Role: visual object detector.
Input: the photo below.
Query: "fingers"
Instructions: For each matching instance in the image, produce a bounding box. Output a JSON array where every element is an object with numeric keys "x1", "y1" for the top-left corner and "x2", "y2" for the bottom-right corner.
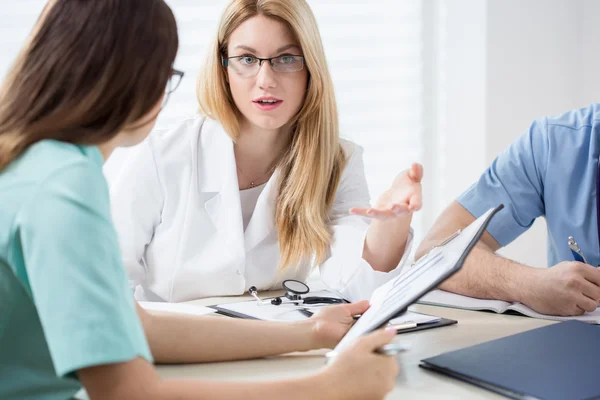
[
  {"x1": 573, "y1": 264, "x2": 600, "y2": 308},
  {"x1": 408, "y1": 163, "x2": 423, "y2": 182},
  {"x1": 356, "y1": 328, "x2": 397, "y2": 352},
  {"x1": 349, "y1": 208, "x2": 394, "y2": 219},
  {"x1": 408, "y1": 193, "x2": 422, "y2": 212},
  {"x1": 349, "y1": 205, "x2": 411, "y2": 219},
  {"x1": 391, "y1": 204, "x2": 411, "y2": 215},
  {"x1": 343, "y1": 300, "x2": 370, "y2": 316},
  {"x1": 385, "y1": 356, "x2": 400, "y2": 379},
  {"x1": 349, "y1": 207, "x2": 412, "y2": 218},
  {"x1": 573, "y1": 305, "x2": 588, "y2": 316},
  {"x1": 379, "y1": 357, "x2": 400, "y2": 393},
  {"x1": 579, "y1": 279, "x2": 600, "y2": 303},
  {"x1": 576, "y1": 295, "x2": 598, "y2": 313},
  {"x1": 581, "y1": 264, "x2": 600, "y2": 287}
]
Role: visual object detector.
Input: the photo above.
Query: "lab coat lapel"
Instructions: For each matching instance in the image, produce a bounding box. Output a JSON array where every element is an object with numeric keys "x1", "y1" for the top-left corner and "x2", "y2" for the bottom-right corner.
[{"x1": 196, "y1": 119, "x2": 243, "y2": 235}]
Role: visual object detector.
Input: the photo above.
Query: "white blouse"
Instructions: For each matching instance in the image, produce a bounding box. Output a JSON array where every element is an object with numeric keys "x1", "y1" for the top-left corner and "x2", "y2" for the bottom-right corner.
[{"x1": 239, "y1": 183, "x2": 266, "y2": 231}]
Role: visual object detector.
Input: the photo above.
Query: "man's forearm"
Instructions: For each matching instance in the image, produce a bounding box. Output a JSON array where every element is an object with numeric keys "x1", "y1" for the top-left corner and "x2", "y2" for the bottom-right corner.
[
  {"x1": 138, "y1": 307, "x2": 319, "y2": 364},
  {"x1": 437, "y1": 244, "x2": 536, "y2": 303},
  {"x1": 416, "y1": 201, "x2": 541, "y2": 304}
]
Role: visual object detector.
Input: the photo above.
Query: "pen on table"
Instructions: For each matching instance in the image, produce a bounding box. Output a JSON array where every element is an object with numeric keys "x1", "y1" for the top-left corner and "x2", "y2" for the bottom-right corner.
[
  {"x1": 375, "y1": 342, "x2": 410, "y2": 355},
  {"x1": 324, "y1": 323, "x2": 415, "y2": 361},
  {"x1": 388, "y1": 321, "x2": 418, "y2": 331},
  {"x1": 298, "y1": 308, "x2": 313, "y2": 318},
  {"x1": 325, "y1": 343, "x2": 409, "y2": 361},
  {"x1": 568, "y1": 236, "x2": 589, "y2": 264},
  {"x1": 298, "y1": 308, "x2": 362, "y2": 320}
]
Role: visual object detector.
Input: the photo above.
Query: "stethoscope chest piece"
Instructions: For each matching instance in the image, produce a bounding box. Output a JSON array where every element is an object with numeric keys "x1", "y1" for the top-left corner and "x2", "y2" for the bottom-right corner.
[{"x1": 282, "y1": 279, "x2": 309, "y2": 300}]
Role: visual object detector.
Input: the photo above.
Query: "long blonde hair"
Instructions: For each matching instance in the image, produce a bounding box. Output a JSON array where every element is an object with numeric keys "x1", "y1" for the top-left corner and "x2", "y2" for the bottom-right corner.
[{"x1": 198, "y1": 0, "x2": 346, "y2": 269}]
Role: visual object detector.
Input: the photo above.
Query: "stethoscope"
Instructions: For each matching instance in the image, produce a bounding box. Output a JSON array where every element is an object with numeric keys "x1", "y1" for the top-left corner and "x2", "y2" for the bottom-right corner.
[{"x1": 248, "y1": 279, "x2": 347, "y2": 308}]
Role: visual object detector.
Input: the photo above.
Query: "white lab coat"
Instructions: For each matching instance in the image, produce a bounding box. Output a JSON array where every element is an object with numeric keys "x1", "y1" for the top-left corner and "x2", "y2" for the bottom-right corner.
[{"x1": 109, "y1": 117, "x2": 412, "y2": 302}]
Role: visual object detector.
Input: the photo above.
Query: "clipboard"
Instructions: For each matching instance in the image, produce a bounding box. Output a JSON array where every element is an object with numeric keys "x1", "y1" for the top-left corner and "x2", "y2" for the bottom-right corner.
[
  {"x1": 210, "y1": 305, "x2": 262, "y2": 320},
  {"x1": 331, "y1": 204, "x2": 504, "y2": 354},
  {"x1": 211, "y1": 299, "x2": 458, "y2": 334}
]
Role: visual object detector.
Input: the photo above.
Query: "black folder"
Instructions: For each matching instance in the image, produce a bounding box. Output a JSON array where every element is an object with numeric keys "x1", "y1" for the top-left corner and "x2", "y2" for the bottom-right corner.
[{"x1": 420, "y1": 320, "x2": 600, "y2": 400}]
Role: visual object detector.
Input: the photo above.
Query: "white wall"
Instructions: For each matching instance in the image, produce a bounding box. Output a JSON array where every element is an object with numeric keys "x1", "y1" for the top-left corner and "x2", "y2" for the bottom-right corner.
[
  {"x1": 436, "y1": 0, "x2": 599, "y2": 267},
  {"x1": 430, "y1": 0, "x2": 487, "y2": 215},
  {"x1": 581, "y1": 0, "x2": 600, "y2": 106}
]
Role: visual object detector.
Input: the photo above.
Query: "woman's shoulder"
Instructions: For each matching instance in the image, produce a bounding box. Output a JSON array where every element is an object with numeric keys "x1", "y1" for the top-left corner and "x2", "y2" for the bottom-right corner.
[
  {"x1": 8, "y1": 141, "x2": 110, "y2": 217},
  {"x1": 148, "y1": 115, "x2": 205, "y2": 148},
  {"x1": 149, "y1": 115, "x2": 225, "y2": 145},
  {"x1": 12, "y1": 140, "x2": 104, "y2": 186},
  {"x1": 339, "y1": 138, "x2": 364, "y2": 162},
  {"x1": 145, "y1": 115, "x2": 225, "y2": 160}
]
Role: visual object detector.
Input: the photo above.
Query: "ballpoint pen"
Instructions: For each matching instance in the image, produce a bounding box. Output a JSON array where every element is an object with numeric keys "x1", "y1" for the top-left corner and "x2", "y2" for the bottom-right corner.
[
  {"x1": 325, "y1": 343, "x2": 409, "y2": 361},
  {"x1": 375, "y1": 343, "x2": 410, "y2": 356},
  {"x1": 298, "y1": 308, "x2": 361, "y2": 320},
  {"x1": 568, "y1": 236, "x2": 589, "y2": 264},
  {"x1": 298, "y1": 308, "x2": 313, "y2": 318}
]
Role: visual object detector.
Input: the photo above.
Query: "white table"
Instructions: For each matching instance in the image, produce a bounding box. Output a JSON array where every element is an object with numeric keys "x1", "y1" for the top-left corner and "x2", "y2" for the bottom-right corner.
[{"x1": 155, "y1": 292, "x2": 555, "y2": 399}]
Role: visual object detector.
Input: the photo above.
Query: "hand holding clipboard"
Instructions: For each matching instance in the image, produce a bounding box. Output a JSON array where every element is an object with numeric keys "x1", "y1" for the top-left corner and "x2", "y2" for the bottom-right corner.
[{"x1": 328, "y1": 205, "x2": 505, "y2": 358}]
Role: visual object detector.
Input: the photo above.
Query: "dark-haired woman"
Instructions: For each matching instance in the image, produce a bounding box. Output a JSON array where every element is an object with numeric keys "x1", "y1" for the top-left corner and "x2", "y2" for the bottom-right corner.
[{"x1": 0, "y1": 1, "x2": 398, "y2": 399}]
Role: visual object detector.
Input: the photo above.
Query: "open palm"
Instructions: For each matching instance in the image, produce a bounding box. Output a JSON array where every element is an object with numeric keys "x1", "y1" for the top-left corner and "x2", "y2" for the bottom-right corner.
[{"x1": 350, "y1": 163, "x2": 423, "y2": 219}]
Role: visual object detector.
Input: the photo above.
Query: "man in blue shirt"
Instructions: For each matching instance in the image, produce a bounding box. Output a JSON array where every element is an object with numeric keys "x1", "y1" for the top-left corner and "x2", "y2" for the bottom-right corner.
[{"x1": 417, "y1": 104, "x2": 600, "y2": 316}]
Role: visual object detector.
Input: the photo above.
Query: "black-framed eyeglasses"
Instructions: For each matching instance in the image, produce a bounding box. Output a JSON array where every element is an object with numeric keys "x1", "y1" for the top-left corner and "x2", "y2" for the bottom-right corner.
[
  {"x1": 222, "y1": 55, "x2": 305, "y2": 78},
  {"x1": 161, "y1": 68, "x2": 185, "y2": 109}
]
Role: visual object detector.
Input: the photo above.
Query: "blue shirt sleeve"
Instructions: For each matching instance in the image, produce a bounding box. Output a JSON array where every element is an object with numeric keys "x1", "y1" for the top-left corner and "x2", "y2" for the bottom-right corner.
[
  {"x1": 15, "y1": 161, "x2": 152, "y2": 377},
  {"x1": 457, "y1": 118, "x2": 549, "y2": 246}
]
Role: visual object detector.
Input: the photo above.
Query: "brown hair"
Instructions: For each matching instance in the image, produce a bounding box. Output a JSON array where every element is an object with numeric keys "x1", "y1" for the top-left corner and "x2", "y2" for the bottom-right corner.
[{"x1": 0, "y1": 0, "x2": 179, "y2": 170}]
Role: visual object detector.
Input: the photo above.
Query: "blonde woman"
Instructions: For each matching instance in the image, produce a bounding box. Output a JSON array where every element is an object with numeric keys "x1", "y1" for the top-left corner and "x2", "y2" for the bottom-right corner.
[{"x1": 110, "y1": 0, "x2": 423, "y2": 303}]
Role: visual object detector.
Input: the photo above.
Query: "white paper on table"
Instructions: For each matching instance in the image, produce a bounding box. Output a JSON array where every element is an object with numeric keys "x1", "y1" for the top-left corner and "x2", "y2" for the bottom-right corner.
[{"x1": 138, "y1": 301, "x2": 217, "y2": 316}]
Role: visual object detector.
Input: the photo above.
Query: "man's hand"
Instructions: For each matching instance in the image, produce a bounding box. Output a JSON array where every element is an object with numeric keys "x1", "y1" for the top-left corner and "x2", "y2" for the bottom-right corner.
[{"x1": 523, "y1": 262, "x2": 600, "y2": 316}]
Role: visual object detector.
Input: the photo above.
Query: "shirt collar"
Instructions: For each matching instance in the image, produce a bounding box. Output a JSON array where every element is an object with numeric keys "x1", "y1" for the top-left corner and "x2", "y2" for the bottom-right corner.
[{"x1": 81, "y1": 145, "x2": 104, "y2": 168}]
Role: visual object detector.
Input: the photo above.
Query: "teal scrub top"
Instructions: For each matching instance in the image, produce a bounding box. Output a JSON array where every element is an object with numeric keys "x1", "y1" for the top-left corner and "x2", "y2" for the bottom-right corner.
[{"x1": 0, "y1": 140, "x2": 152, "y2": 400}]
